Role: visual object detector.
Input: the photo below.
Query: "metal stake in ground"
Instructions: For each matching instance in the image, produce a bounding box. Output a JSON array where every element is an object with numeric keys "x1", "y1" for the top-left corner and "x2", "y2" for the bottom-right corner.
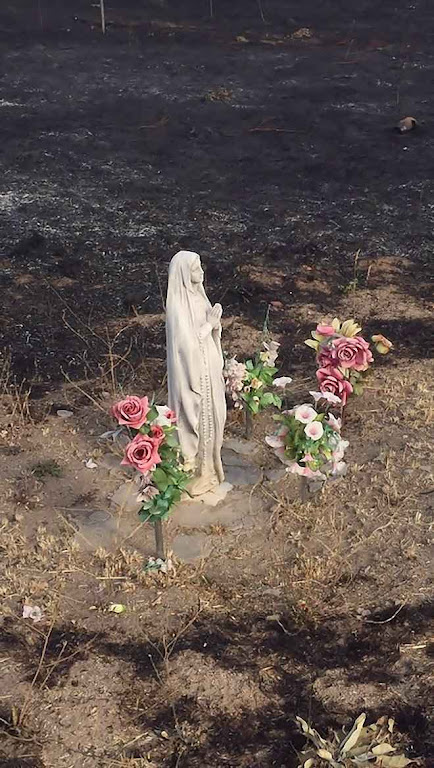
[
  {"x1": 100, "y1": 0, "x2": 106, "y2": 34},
  {"x1": 299, "y1": 476, "x2": 308, "y2": 503},
  {"x1": 244, "y1": 407, "x2": 253, "y2": 439},
  {"x1": 154, "y1": 519, "x2": 166, "y2": 560}
]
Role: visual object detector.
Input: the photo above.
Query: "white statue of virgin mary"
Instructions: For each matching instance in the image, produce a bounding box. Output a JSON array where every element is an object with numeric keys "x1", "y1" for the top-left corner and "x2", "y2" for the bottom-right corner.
[{"x1": 166, "y1": 250, "x2": 226, "y2": 496}]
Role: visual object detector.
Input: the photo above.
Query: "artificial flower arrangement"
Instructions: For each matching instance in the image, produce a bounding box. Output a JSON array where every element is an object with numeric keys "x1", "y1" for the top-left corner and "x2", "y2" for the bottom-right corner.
[
  {"x1": 111, "y1": 395, "x2": 190, "y2": 561},
  {"x1": 305, "y1": 318, "x2": 393, "y2": 404},
  {"x1": 224, "y1": 340, "x2": 292, "y2": 436},
  {"x1": 266, "y1": 392, "x2": 349, "y2": 481}
]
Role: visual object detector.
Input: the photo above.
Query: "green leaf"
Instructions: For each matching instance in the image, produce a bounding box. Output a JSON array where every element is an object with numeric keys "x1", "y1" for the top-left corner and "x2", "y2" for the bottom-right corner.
[
  {"x1": 152, "y1": 467, "x2": 169, "y2": 492},
  {"x1": 260, "y1": 392, "x2": 275, "y2": 407},
  {"x1": 155, "y1": 496, "x2": 169, "y2": 511},
  {"x1": 248, "y1": 367, "x2": 261, "y2": 379},
  {"x1": 245, "y1": 359, "x2": 254, "y2": 370},
  {"x1": 108, "y1": 603, "x2": 126, "y2": 614},
  {"x1": 147, "y1": 405, "x2": 158, "y2": 423},
  {"x1": 164, "y1": 432, "x2": 179, "y2": 448},
  {"x1": 147, "y1": 508, "x2": 170, "y2": 522}
]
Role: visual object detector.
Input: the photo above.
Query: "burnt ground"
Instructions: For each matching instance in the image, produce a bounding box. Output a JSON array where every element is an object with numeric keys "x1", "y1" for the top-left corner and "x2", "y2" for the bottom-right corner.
[
  {"x1": 0, "y1": 2, "x2": 433, "y2": 767},
  {"x1": 0, "y1": 0, "x2": 433, "y2": 388}
]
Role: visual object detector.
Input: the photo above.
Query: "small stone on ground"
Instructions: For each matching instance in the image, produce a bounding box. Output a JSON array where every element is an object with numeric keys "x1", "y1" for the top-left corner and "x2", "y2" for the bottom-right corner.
[
  {"x1": 71, "y1": 509, "x2": 118, "y2": 550},
  {"x1": 222, "y1": 450, "x2": 262, "y2": 486},
  {"x1": 224, "y1": 438, "x2": 258, "y2": 455},
  {"x1": 265, "y1": 467, "x2": 287, "y2": 482},
  {"x1": 111, "y1": 478, "x2": 142, "y2": 513},
  {"x1": 56, "y1": 409, "x2": 73, "y2": 418},
  {"x1": 172, "y1": 532, "x2": 209, "y2": 562},
  {"x1": 101, "y1": 452, "x2": 127, "y2": 473}
]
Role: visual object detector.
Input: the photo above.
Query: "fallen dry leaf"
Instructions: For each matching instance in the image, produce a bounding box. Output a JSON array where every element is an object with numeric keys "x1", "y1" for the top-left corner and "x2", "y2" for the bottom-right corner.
[{"x1": 397, "y1": 116, "x2": 417, "y2": 133}]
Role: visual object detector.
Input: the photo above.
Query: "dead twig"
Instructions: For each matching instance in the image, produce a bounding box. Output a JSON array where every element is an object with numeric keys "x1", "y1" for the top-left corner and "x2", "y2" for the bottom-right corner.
[
  {"x1": 138, "y1": 116, "x2": 168, "y2": 130},
  {"x1": 45, "y1": 280, "x2": 110, "y2": 349},
  {"x1": 154, "y1": 260, "x2": 166, "y2": 311},
  {"x1": 60, "y1": 369, "x2": 107, "y2": 412},
  {"x1": 166, "y1": 599, "x2": 206, "y2": 657},
  {"x1": 365, "y1": 602, "x2": 406, "y2": 624},
  {"x1": 256, "y1": 0, "x2": 266, "y2": 24},
  {"x1": 249, "y1": 120, "x2": 298, "y2": 133},
  {"x1": 56, "y1": 511, "x2": 96, "y2": 549},
  {"x1": 40, "y1": 637, "x2": 97, "y2": 689},
  {"x1": 19, "y1": 612, "x2": 57, "y2": 725}
]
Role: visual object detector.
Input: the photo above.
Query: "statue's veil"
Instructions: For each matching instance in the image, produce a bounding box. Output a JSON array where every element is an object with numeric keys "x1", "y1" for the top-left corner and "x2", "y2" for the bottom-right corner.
[{"x1": 166, "y1": 251, "x2": 210, "y2": 462}]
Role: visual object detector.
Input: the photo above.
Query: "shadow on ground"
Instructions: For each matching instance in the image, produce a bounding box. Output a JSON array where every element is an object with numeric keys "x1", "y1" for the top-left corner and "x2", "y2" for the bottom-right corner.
[{"x1": 1, "y1": 599, "x2": 432, "y2": 766}]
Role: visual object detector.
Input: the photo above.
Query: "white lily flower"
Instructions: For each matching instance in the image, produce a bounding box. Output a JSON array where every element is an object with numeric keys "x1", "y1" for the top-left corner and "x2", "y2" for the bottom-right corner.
[
  {"x1": 294, "y1": 404, "x2": 317, "y2": 424},
  {"x1": 309, "y1": 390, "x2": 342, "y2": 405},
  {"x1": 154, "y1": 405, "x2": 172, "y2": 426},
  {"x1": 273, "y1": 376, "x2": 293, "y2": 388},
  {"x1": 265, "y1": 434, "x2": 285, "y2": 449}
]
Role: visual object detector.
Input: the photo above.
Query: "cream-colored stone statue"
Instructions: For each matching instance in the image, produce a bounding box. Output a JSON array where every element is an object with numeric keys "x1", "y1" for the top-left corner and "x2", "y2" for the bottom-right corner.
[{"x1": 166, "y1": 250, "x2": 226, "y2": 496}]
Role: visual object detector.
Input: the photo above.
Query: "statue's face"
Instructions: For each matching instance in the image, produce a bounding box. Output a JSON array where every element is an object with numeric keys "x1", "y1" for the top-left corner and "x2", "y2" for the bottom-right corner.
[{"x1": 190, "y1": 260, "x2": 204, "y2": 284}]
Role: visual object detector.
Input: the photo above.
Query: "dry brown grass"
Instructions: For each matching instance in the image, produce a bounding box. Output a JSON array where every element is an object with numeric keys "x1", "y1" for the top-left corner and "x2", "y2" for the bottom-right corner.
[
  {"x1": 0, "y1": 340, "x2": 432, "y2": 766},
  {"x1": 0, "y1": 519, "x2": 78, "y2": 610},
  {"x1": 0, "y1": 353, "x2": 33, "y2": 425}
]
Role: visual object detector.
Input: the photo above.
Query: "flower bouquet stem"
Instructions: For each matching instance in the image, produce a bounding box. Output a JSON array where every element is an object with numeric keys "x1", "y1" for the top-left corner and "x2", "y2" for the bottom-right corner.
[
  {"x1": 154, "y1": 519, "x2": 166, "y2": 560},
  {"x1": 299, "y1": 476, "x2": 309, "y2": 503},
  {"x1": 244, "y1": 407, "x2": 253, "y2": 439}
]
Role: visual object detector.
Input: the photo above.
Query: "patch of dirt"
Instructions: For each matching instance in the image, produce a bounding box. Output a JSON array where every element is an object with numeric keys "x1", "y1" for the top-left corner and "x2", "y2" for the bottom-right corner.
[
  {"x1": 166, "y1": 649, "x2": 271, "y2": 716},
  {"x1": 35, "y1": 656, "x2": 140, "y2": 768}
]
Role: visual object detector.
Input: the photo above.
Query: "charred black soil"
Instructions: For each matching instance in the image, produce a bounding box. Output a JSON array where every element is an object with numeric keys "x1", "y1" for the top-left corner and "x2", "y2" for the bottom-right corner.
[{"x1": 1, "y1": 0, "x2": 433, "y2": 388}]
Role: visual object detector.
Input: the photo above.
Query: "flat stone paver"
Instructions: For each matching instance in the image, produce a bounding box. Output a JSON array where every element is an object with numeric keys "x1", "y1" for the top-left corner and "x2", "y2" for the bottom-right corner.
[{"x1": 172, "y1": 532, "x2": 210, "y2": 562}]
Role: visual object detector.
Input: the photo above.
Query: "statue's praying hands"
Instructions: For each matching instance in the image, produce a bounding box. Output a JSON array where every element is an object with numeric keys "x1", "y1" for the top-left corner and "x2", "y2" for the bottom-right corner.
[{"x1": 207, "y1": 303, "x2": 222, "y2": 329}]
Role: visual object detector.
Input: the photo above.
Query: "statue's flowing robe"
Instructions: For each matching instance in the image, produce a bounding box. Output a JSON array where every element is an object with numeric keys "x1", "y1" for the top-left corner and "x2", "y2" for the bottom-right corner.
[{"x1": 166, "y1": 251, "x2": 225, "y2": 492}]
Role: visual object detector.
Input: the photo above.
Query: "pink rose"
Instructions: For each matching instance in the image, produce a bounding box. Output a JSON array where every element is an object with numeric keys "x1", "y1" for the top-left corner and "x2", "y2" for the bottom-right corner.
[
  {"x1": 150, "y1": 424, "x2": 165, "y2": 446},
  {"x1": 317, "y1": 343, "x2": 338, "y2": 368},
  {"x1": 316, "y1": 324, "x2": 336, "y2": 337},
  {"x1": 112, "y1": 396, "x2": 149, "y2": 430},
  {"x1": 332, "y1": 336, "x2": 373, "y2": 372},
  {"x1": 121, "y1": 433, "x2": 161, "y2": 474},
  {"x1": 316, "y1": 367, "x2": 353, "y2": 406}
]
